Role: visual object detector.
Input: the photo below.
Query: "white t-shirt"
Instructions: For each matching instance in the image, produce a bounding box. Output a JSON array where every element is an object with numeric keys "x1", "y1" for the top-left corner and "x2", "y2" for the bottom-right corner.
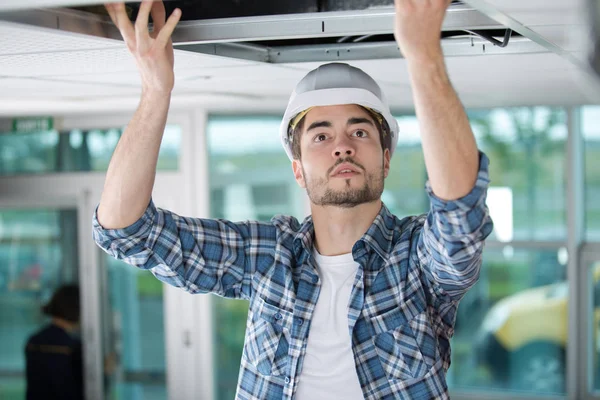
[{"x1": 295, "y1": 250, "x2": 364, "y2": 400}]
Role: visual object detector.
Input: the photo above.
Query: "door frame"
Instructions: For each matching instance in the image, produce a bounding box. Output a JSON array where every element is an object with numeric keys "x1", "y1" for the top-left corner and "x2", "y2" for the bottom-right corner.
[{"x1": 0, "y1": 192, "x2": 103, "y2": 400}]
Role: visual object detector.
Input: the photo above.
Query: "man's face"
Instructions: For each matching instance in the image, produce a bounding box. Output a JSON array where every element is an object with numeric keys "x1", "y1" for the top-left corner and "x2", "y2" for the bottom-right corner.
[{"x1": 292, "y1": 104, "x2": 390, "y2": 208}]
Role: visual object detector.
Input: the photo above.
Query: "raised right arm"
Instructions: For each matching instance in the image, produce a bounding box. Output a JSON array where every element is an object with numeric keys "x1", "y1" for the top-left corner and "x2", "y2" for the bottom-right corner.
[{"x1": 97, "y1": 1, "x2": 181, "y2": 229}]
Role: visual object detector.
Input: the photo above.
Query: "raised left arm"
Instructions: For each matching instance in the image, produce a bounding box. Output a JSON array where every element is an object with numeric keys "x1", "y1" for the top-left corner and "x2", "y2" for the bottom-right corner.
[{"x1": 394, "y1": 0, "x2": 479, "y2": 200}]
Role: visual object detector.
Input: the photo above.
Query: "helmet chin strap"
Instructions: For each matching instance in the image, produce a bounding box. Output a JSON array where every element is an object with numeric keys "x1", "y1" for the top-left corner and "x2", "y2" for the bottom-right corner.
[{"x1": 289, "y1": 107, "x2": 313, "y2": 132}]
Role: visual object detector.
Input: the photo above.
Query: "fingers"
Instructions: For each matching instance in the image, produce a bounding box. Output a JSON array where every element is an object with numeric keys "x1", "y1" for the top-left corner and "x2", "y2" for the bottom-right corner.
[
  {"x1": 104, "y1": 3, "x2": 117, "y2": 25},
  {"x1": 156, "y1": 8, "x2": 181, "y2": 48},
  {"x1": 106, "y1": 2, "x2": 135, "y2": 45},
  {"x1": 135, "y1": 0, "x2": 153, "y2": 45},
  {"x1": 150, "y1": 1, "x2": 167, "y2": 35}
]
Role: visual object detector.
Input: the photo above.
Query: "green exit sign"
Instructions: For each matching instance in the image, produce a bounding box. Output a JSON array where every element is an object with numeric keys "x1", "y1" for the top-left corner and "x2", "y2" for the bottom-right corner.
[{"x1": 12, "y1": 117, "x2": 53, "y2": 133}]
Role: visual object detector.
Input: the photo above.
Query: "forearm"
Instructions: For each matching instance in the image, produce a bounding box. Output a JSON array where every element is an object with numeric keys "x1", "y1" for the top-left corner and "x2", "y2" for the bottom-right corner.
[
  {"x1": 407, "y1": 54, "x2": 478, "y2": 200},
  {"x1": 97, "y1": 92, "x2": 170, "y2": 229},
  {"x1": 417, "y1": 152, "x2": 494, "y2": 301},
  {"x1": 407, "y1": 53, "x2": 479, "y2": 201}
]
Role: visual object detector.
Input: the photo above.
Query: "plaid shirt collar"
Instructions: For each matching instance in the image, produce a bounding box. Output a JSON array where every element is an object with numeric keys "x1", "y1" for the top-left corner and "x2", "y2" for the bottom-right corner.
[{"x1": 292, "y1": 202, "x2": 395, "y2": 265}]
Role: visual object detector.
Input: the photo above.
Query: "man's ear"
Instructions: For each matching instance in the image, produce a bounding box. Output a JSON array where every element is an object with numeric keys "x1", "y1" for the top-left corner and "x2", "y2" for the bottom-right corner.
[
  {"x1": 383, "y1": 148, "x2": 391, "y2": 178},
  {"x1": 292, "y1": 159, "x2": 306, "y2": 188}
]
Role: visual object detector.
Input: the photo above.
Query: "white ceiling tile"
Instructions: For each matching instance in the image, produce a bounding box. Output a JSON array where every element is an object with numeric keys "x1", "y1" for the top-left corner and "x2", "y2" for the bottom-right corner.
[
  {"x1": 466, "y1": 0, "x2": 583, "y2": 26},
  {"x1": 42, "y1": 71, "x2": 142, "y2": 86},
  {"x1": 526, "y1": 25, "x2": 583, "y2": 52},
  {"x1": 0, "y1": 21, "x2": 121, "y2": 55},
  {"x1": 0, "y1": 46, "x2": 256, "y2": 78},
  {"x1": 0, "y1": 77, "x2": 141, "y2": 98},
  {"x1": 0, "y1": 47, "x2": 138, "y2": 77}
]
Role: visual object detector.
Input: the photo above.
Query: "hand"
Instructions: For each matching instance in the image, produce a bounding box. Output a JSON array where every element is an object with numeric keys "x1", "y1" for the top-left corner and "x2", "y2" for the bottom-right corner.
[
  {"x1": 393, "y1": 0, "x2": 451, "y2": 62},
  {"x1": 105, "y1": 0, "x2": 181, "y2": 95}
]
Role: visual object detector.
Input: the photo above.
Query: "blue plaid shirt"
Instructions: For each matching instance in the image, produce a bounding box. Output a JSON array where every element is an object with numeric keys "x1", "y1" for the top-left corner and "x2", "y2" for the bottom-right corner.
[{"x1": 93, "y1": 152, "x2": 493, "y2": 400}]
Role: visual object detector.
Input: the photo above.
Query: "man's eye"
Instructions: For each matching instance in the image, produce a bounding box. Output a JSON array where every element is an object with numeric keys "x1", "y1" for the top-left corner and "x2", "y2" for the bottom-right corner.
[
  {"x1": 353, "y1": 130, "x2": 368, "y2": 138},
  {"x1": 314, "y1": 134, "x2": 327, "y2": 142}
]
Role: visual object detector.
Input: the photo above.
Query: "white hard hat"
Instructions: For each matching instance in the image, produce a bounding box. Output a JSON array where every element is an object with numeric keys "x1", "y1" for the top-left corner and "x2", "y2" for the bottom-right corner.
[{"x1": 280, "y1": 62, "x2": 399, "y2": 161}]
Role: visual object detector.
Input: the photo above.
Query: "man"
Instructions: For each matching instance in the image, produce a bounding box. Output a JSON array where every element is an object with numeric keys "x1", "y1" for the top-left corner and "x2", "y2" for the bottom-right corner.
[{"x1": 94, "y1": 0, "x2": 493, "y2": 399}]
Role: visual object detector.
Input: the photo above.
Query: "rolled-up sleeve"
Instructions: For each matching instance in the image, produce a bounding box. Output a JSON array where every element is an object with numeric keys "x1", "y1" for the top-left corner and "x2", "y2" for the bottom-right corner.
[
  {"x1": 416, "y1": 151, "x2": 494, "y2": 303},
  {"x1": 92, "y1": 200, "x2": 276, "y2": 300}
]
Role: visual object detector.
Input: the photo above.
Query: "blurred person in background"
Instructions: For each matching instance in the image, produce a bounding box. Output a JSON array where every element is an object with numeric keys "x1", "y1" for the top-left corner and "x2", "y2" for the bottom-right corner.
[{"x1": 24, "y1": 284, "x2": 83, "y2": 400}]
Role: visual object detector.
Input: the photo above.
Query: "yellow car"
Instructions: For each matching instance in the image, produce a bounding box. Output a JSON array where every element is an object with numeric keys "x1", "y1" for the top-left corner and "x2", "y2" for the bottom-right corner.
[{"x1": 475, "y1": 268, "x2": 600, "y2": 394}]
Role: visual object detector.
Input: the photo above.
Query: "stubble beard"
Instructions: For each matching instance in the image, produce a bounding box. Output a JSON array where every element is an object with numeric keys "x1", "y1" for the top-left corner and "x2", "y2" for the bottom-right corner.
[{"x1": 303, "y1": 160, "x2": 385, "y2": 208}]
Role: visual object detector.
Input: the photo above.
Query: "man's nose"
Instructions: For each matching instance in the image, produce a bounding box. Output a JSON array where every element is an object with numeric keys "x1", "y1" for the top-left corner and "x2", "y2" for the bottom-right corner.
[{"x1": 332, "y1": 137, "x2": 355, "y2": 158}]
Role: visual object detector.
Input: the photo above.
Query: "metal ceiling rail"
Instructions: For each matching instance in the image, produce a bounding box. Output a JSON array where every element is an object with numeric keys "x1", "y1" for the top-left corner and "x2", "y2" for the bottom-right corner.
[
  {"x1": 461, "y1": 0, "x2": 585, "y2": 66},
  {"x1": 176, "y1": 37, "x2": 547, "y2": 64},
  {"x1": 0, "y1": 4, "x2": 504, "y2": 45},
  {"x1": 170, "y1": 4, "x2": 502, "y2": 44}
]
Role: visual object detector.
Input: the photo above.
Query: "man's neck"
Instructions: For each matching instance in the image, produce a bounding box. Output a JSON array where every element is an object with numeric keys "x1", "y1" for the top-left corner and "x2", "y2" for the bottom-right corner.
[{"x1": 310, "y1": 200, "x2": 382, "y2": 256}]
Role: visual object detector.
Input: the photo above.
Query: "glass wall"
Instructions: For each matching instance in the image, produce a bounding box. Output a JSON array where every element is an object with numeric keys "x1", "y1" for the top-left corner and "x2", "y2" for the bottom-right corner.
[
  {"x1": 0, "y1": 124, "x2": 181, "y2": 175},
  {"x1": 589, "y1": 260, "x2": 600, "y2": 394},
  {"x1": 585, "y1": 106, "x2": 600, "y2": 395},
  {"x1": 384, "y1": 115, "x2": 428, "y2": 217},
  {"x1": 0, "y1": 118, "x2": 181, "y2": 399},
  {"x1": 103, "y1": 257, "x2": 167, "y2": 400},
  {"x1": 0, "y1": 208, "x2": 79, "y2": 399},
  {"x1": 206, "y1": 115, "x2": 306, "y2": 400},
  {"x1": 470, "y1": 107, "x2": 567, "y2": 242},
  {"x1": 386, "y1": 108, "x2": 569, "y2": 395},
  {"x1": 583, "y1": 106, "x2": 600, "y2": 241},
  {"x1": 453, "y1": 247, "x2": 568, "y2": 395}
]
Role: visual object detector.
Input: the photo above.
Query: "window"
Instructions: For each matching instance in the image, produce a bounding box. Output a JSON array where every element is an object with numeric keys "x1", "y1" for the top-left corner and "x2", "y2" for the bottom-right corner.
[
  {"x1": 383, "y1": 116, "x2": 428, "y2": 217},
  {"x1": 384, "y1": 108, "x2": 569, "y2": 396},
  {"x1": 590, "y1": 260, "x2": 600, "y2": 393},
  {"x1": 0, "y1": 124, "x2": 181, "y2": 175},
  {"x1": 387, "y1": 108, "x2": 568, "y2": 242},
  {"x1": 583, "y1": 106, "x2": 600, "y2": 241},
  {"x1": 450, "y1": 247, "x2": 568, "y2": 395},
  {"x1": 104, "y1": 257, "x2": 167, "y2": 400},
  {"x1": 471, "y1": 108, "x2": 567, "y2": 241},
  {"x1": 206, "y1": 115, "x2": 306, "y2": 400}
]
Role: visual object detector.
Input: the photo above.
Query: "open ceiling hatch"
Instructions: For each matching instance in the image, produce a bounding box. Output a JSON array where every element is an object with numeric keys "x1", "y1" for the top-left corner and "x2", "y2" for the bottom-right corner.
[{"x1": 0, "y1": 0, "x2": 539, "y2": 63}]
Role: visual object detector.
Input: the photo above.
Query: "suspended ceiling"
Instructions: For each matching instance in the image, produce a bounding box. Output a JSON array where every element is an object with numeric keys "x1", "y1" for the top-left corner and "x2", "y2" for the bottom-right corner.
[{"x1": 0, "y1": 0, "x2": 598, "y2": 115}]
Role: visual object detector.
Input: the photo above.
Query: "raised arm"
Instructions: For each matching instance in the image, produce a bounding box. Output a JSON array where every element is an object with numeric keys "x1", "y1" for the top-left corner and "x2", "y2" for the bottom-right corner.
[
  {"x1": 97, "y1": 1, "x2": 181, "y2": 229},
  {"x1": 394, "y1": 1, "x2": 493, "y2": 305},
  {"x1": 394, "y1": 0, "x2": 479, "y2": 200}
]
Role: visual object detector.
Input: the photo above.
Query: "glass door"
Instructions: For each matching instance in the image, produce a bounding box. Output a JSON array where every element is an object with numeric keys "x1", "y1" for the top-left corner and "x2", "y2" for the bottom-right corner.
[{"x1": 0, "y1": 206, "x2": 79, "y2": 399}]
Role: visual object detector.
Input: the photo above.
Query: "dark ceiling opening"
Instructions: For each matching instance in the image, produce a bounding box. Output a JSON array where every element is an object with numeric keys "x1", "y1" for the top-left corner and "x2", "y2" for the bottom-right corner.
[{"x1": 73, "y1": 0, "x2": 464, "y2": 21}]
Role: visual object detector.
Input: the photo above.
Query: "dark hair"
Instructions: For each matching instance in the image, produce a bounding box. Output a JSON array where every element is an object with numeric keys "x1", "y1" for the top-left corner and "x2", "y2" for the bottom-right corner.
[
  {"x1": 290, "y1": 106, "x2": 392, "y2": 160},
  {"x1": 42, "y1": 284, "x2": 80, "y2": 323}
]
